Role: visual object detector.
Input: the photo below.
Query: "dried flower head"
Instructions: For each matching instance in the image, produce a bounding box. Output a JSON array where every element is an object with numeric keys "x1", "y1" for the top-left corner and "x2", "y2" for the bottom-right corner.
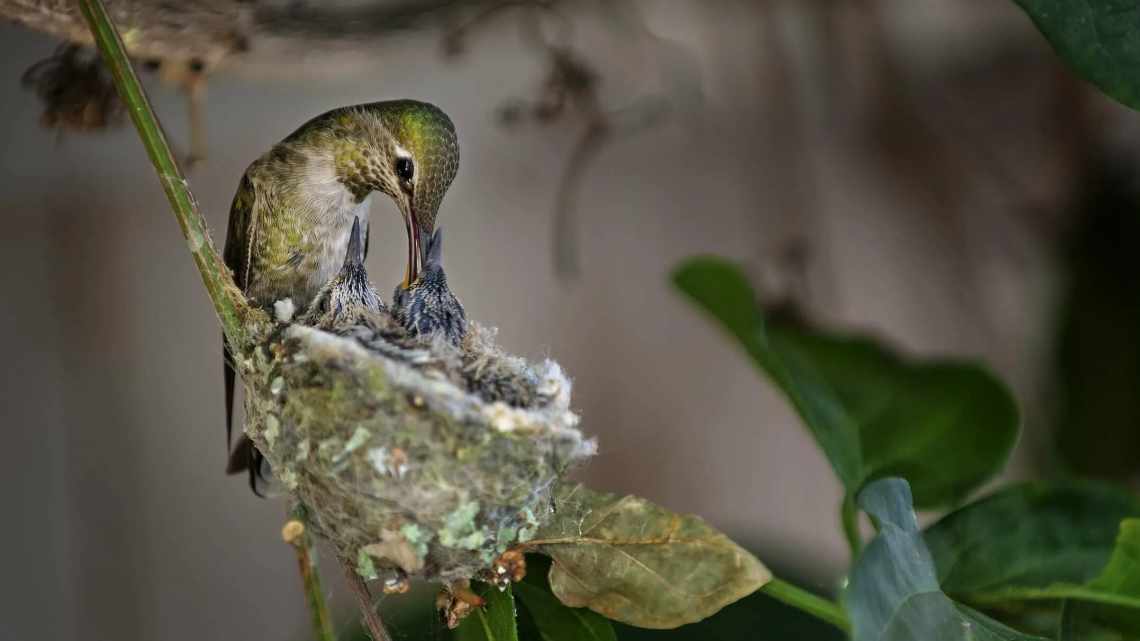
[{"x1": 22, "y1": 45, "x2": 124, "y2": 132}]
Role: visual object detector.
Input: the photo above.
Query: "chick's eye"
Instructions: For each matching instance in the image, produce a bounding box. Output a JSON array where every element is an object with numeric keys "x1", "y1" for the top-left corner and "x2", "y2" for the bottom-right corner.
[{"x1": 395, "y1": 157, "x2": 414, "y2": 182}]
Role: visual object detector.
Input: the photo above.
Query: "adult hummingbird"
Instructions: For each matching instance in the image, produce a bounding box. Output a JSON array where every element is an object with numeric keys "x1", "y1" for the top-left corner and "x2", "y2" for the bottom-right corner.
[{"x1": 223, "y1": 100, "x2": 459, "y2": 487}]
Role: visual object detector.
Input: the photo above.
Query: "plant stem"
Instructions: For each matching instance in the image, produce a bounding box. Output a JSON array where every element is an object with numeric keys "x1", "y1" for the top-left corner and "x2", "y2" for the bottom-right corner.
[
  {"x1": 760, "y1": 578, "x2": 851, "y2": 634},
  {"x1": 342, "y1": 558, "x2": 393, "y2": 641},
  {"x1": 842, "y1": 493, "x2": 863, "y2": 559},
  {"x1": 77, "y1": 0, "x2": 249, "y2": 345},
  {"x1": 283, "y1": 521, "x2": 336, "y2": 641},
  {"x1": 77, "y1": 0, "x2": 324, "y2": 636}
]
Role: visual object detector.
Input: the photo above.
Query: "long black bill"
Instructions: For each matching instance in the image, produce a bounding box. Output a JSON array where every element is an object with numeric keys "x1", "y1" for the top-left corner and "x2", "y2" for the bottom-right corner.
[
  {"x1": 403, "y1": 215, "x2": 418, "y2": 288},
  {"x1": 403, "y1": 213, "x2": 434, "y2": 288}
]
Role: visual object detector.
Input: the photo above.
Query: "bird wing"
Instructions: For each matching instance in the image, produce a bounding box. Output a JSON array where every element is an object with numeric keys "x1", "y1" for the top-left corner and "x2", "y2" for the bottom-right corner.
[
  {"x1": 222, "y1": 173, "x2": 258, "y2": 468},
  {"x1": 223, "y1": 173, "x2": 258, "y2": 292}
]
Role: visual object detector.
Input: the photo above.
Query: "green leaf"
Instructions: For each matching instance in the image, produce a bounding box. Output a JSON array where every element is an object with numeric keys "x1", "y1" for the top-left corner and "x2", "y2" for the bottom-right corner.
[
  {"x1": 454, "y1": 584, "x2": 519, "y2": 641},
  {"x1": 923, "y1": 481, "x2": 1140, "y2": 637},
  {"x1": 1013, "y1": 0, "x2": 1140, "y2": 111},
  {"x1": 514, "y1": 578, "x2": 617, "y2": 641},
  {"x1": 846, "y1": 478, "x2": 1047, "y2": 641},
  {"x1": 530, "y1": 483, "x2": 771, "y2": 629},
  {"x1": 924, "y1": 481, "x2": 1140, "y2": 596},
  {"x1": 956, "y1": 520, "x2": 1140, "y2": 636},
  {"x1": 672, "y1": 257, "x2": 1018, "y2": 509},
  {"x1": 1079, "y1": 521, "x2": 1140, "y2": 635}
]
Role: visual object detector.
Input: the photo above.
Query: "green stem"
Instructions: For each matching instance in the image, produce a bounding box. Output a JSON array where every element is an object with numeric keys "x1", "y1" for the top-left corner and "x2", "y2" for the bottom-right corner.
[
  {"x1": 77, "y1": 0, "x2": 249, "y2": 345},
  {"x1": 760, "y1": 578, "x2": 851, "y2": 634},
  {"x1": 284, "y1": 521, "x2": 337, "y2": 641},
  {"x1": 842, "y1": 493, "x2": 863, "y2": 560}
]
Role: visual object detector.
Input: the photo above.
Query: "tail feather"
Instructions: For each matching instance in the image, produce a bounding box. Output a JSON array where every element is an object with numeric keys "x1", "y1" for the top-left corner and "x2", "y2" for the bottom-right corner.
[
  {"x1": 224, "y1": 340, "x2": 236, "y2": 460},
  {"x1": 227, "y1": 435, "x2": 267, "y2": 496},
  {"x1": 224, "y1": 335, "x2": 268, "y2": 495}
]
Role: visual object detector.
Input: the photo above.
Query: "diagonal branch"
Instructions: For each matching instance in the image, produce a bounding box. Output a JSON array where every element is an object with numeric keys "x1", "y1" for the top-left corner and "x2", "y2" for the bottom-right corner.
[
  {"x1": 283, "y1": 520, "x2": 337, "y2": 641},
  {"x1": 76, "y1": 0, "x2": 252, "y2": 345}
]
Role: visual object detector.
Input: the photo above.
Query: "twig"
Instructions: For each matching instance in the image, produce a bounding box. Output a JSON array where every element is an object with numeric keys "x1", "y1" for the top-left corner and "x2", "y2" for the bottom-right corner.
[
  {"x1": 5, "y1": 0, "x2": 512, "y2": 64},
  {"x1": 283, "y1": 520, "x2": 337, "y2": 641},
  {"x1": 759, "y1": 578, "x2": 851, "y2": 634},
  {"x1": 76, "y1": 0, "x2": 249, "y2": 345},
  {"x1": 185, "y1": 75, "x2": 207, "y2": 168},
  {"x1": 841, "y1": 493, "x2": 863, "y2": 560},
  {"x1": 342, "y1": 558, "x2": 393, "y2": 641},
  {"x1": 552, "y1": 120, "x2": 608, "y2": 279}
]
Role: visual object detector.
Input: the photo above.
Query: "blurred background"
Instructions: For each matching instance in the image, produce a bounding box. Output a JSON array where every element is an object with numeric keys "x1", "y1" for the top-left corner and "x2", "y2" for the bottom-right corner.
[{"x1": 2, "y1": 1, "x2": 1138, "y2": 639}]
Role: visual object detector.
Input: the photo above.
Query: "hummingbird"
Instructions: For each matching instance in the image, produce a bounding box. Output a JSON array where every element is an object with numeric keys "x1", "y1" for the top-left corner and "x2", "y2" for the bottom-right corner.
[
  {"x1": 223, "y1": 100, "x2": 459, "y2": 489},
  {"x1": 392, "y1": 227, "x2": 467, "y2": 346}
]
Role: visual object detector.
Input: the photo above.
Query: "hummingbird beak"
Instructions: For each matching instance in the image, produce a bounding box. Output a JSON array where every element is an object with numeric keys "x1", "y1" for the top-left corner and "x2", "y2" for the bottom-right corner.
[
  {"x1": 402, "y1": 213, "x2": 418, "y2": 289},
  {"x1": 402, "y1": 204, "x2": 433, "y2": 289}
]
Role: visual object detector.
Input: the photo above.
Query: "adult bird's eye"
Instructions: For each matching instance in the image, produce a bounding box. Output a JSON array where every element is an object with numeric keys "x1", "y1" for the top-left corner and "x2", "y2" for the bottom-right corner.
[{"x1": 396, "y1": 157, "x2": 414, "y2": 182}]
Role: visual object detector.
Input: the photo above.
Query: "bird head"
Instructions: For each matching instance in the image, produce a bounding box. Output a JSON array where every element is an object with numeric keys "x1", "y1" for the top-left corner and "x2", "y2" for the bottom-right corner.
[
  {"x1": 300, "y1": 100, "x2": 458, "y2": 290},
  {"x1": 379, "y1": 101, "x2": 458, "y2": 290}
]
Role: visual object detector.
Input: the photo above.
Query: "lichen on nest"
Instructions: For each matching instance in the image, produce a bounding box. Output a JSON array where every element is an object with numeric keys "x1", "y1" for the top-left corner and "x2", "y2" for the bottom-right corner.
[{"x1": 237, "y1": 303, "x2": 595, "y2": 586}]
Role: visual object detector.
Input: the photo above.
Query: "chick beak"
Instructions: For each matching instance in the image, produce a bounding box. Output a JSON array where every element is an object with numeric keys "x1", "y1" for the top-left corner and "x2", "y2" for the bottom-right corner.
[
  {"x1": 346, "y1": 216, "x2": 365, "y2": 268},
  {"x1": 417, "y1": 226, "x2": 433, "y2": 272}
]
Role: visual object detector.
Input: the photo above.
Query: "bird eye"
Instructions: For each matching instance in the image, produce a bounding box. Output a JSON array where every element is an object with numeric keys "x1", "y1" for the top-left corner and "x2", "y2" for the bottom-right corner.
[{"x1": 396, "y1": 157, "x2": 414, "y2": 182}]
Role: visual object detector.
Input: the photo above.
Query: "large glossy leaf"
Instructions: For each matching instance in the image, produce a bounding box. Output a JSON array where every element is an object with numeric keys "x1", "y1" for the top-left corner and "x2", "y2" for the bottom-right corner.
[
  {"x1": 924, "y1": 481, "x2": 1140, "y2": 596},
  {"x1": 529, "y1": 483, "x2": 770, "y2": 629},
  {"x1": 924, "y1": 481, "x2": 1140, "y2": 638},
  {"x1": 1079, "y1": 521, "x2": 1140, "y2": 635},
  {"x1": 673, "y1": 258, "x2": 1018, "y2": 509},
  {"x1": 1048, "y1": 523, "x2": 1140, "y2": 639},
  {"x1": 1013, "y1": 0, "x2": 1140, "y2": 111},
  {"x1": 945, "y1": 517, "x2": 1140, "y2": 637},
  {"x1": 846, "y1": 478, "x2": 1047, "y2": 641},
  {"x1": 513, "y1": 558, "x2": 617, "y2": 641},
  {"x1": 454, "y1": 584, "x2": 519, "y2": 641}
]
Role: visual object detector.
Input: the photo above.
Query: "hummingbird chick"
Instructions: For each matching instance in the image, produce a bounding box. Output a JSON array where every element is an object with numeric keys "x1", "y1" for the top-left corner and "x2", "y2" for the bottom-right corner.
[
  {"x1": 393, "y1": 228, "x2": 467, "y2": 346},
  {"x1": 303, "y1": 217, "x2": 384, "y2": 329},
  {"x1": 224, "y1": 100, "x2": 459, "y2": 489}
]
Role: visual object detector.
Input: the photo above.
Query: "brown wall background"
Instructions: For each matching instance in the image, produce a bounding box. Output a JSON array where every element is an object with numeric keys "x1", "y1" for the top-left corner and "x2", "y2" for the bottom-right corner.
[{"x1": 0, "y1": 2, "x2": 1094, "y2": 639}]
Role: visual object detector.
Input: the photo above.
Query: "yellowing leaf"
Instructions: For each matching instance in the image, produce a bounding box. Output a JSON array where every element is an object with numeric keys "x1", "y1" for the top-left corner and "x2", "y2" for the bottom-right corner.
[{"x1": 529, "y1": 484, "x2": 770, "y2": 629}]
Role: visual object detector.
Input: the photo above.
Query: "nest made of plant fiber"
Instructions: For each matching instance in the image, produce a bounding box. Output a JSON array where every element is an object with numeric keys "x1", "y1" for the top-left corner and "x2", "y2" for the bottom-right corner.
[{"x1": 238, "y1": 309, "x2": 596, "y2": 584}]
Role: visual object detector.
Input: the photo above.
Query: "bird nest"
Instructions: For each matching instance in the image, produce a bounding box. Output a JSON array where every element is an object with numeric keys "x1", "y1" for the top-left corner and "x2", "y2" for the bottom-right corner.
[{"x1": 235, "y1": 309, "x2": 596, "y2": 585}]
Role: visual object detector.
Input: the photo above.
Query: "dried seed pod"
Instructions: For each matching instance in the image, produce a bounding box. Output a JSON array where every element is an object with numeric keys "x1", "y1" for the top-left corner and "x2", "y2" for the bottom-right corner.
[{"x1": 21, "y1": 44, "x2": 123, "y2": 132}]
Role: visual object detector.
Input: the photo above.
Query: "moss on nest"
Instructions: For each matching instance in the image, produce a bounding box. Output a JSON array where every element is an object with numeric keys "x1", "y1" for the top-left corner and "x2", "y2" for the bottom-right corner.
[{"x1": 237, "y1": 314, "x2": 595, "y2": 584}]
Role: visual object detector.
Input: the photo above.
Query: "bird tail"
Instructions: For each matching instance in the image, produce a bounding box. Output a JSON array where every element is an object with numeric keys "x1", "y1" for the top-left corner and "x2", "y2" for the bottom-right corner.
[
  {"x1": 224, "y1": 338, "x2": 267, "y2": 496},
  {"x1": 227, "y1": 435, "x2": 268, "y2": 497},
  {"x1": 224, "y1": 338, "x2": 236, "y2": 458}
]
